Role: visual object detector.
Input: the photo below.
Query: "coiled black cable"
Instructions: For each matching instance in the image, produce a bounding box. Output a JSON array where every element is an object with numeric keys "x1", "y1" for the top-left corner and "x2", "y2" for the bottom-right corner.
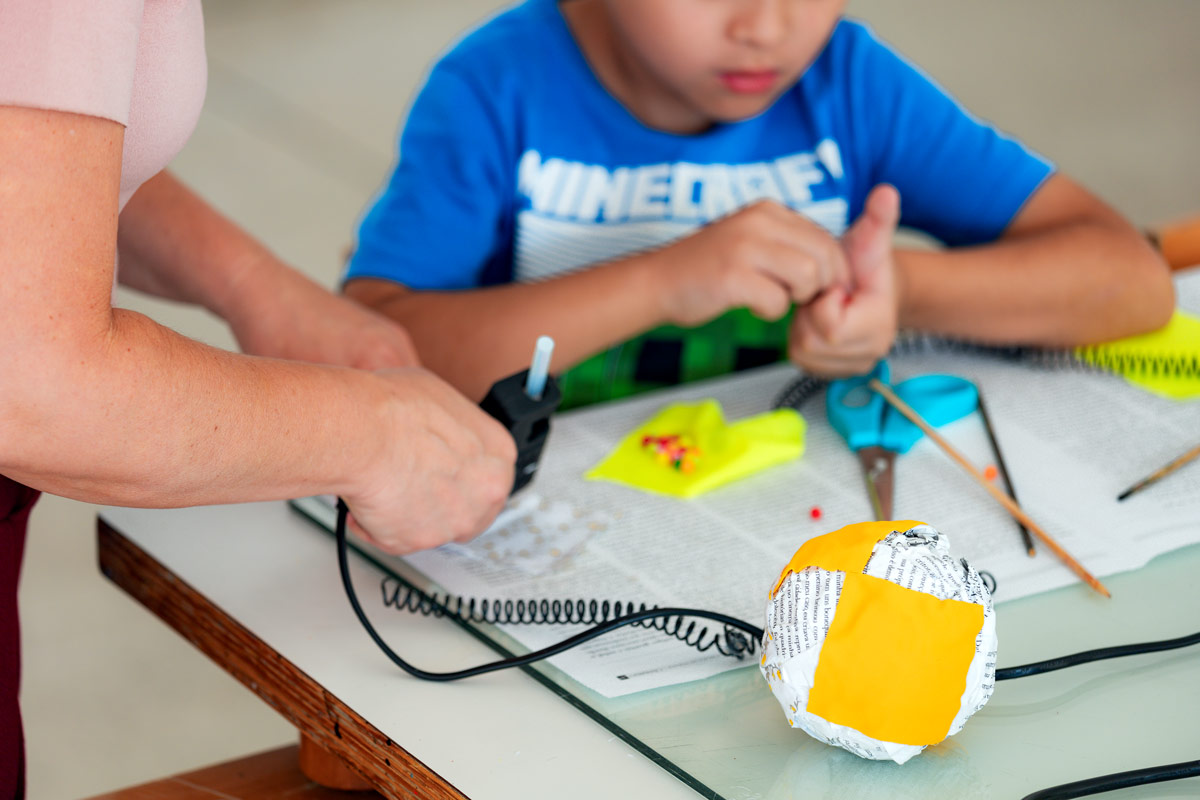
[
  {"x1": 888, "y1": 330, "x2": 1200, "y2": 379},
  {"x1": 379, "y1": 579, "x2": 756, "y2": 658},
  {"x1": 333, "y1": 499, "x2": 1200, "y2": 797},
  {"x1": 337, "y1": 496, "x2": 1200, "y2": 683},
  {"x1": 336, "y1": 499, "x2": 762, "y2": 681}
]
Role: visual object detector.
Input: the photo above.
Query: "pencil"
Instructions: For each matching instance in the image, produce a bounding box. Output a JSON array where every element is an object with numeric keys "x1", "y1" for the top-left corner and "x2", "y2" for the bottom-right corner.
[
  {"x1": 1117, "y1": 442, "x2": 1200, "y2": 501},
  {"x1": 869, "y1": 379, "x2": 1111, "y2": 599},
  {"x1": 976, "y1": 391, "x2": 1036, "y2": 557}
]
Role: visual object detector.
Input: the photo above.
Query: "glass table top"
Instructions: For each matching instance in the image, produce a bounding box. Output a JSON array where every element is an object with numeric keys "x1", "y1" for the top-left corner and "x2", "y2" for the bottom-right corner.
[
  {"x1": 325, "y1": 520, "x2": 1200, "y2": 800},
  {"x1": 291, "y1": 355, "x2": 1200, "y2": 799}
]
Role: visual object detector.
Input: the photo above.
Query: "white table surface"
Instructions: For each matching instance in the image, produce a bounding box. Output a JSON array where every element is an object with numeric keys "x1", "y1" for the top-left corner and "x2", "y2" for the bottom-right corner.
[
  {"x1": 97, "y1": 350, "x2": 1200, "y2": 799},
  {"x1": 100, "y1": 499, "x2": 1200, "y2": 800},
  {"x1": 100, "y1": 499, "x2": 701, "y2": 800}
]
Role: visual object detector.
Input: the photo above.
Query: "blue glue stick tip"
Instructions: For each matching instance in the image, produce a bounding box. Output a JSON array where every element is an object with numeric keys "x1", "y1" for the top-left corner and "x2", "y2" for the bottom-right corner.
[{"x1": 526, "y1": 336, "x2": 555, "y2": 399}]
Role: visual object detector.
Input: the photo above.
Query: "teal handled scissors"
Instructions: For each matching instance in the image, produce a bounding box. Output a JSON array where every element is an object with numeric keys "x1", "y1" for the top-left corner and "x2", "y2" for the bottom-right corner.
[{"x1": 827, "y1": 361, "x2": 978, "y2": 520}]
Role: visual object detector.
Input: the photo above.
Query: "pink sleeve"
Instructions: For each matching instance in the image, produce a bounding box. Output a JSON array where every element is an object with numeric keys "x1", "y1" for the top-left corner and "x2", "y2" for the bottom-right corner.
[{"x1": 0, "y1": 0, "x2": 144, "y2": 125}]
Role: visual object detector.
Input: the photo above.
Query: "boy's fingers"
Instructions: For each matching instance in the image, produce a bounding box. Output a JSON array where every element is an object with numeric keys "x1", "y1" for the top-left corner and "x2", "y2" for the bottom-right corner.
[
  {"x1": 789, "y1": 323, "x2": 880, "y2": 376},
  {"x1": 865, "y1": 183, "x2": 901, "y2": 228},
  {"x1": 844, "y1": 184, "x2": 900, "y2": 289},
  {"x1": 800, "y1": 356, "x2": 878, "y2": 378},
  {"x1": 765, "y1": 214, "x2": 852, "y2": 292},
  {"x1": 756, "y1": 245, "x2": 827, "y2": 304},
  {"x1": 807, "y1": 287, "x2": 846, "y2": 340},
  {"x1": 735, "y1": 271, "x2": 793, "y2": 321}
]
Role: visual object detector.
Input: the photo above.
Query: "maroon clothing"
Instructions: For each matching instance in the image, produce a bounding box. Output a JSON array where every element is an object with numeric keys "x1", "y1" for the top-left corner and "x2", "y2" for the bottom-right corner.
[{"x1": 1, "y1": 477, "x2": 38, "y2": 800}]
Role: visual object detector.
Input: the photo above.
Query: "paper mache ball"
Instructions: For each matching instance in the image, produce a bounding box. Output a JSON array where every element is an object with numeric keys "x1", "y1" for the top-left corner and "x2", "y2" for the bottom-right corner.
[{"x1": 759, "y1": 520, "x2": 997, "y2": 765}]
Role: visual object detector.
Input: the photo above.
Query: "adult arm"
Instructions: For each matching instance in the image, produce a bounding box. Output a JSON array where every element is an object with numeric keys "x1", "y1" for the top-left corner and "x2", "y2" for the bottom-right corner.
[
  {"x1": 0, "y1": 106, "x2": 513, "y2": 553},
  {"x1": 117, "y1": 170, "x2": 420, "y2": 369}
]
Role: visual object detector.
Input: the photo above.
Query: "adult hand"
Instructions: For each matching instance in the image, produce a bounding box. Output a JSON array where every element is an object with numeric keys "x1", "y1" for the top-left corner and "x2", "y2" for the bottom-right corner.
[
  {"x1": 344, "y1": 368, "x2": 517, "y2": 554},
  {"x1": 788, "y1": 184, "x2": 901, "y2": 376},
  {"x1": 649, "y1": 199, "x2": 850, "y2": 327}
]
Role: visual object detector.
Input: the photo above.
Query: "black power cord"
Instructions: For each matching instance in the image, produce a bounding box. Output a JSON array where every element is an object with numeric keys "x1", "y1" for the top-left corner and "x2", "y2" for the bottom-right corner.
[
  {"x1": 1020, "y1": 760, "x2": 1200, "y2": 800},
  {"x1": 334, "y1": 500, "x2": 1200, "y2": 797},
  {"x1": 378, "y1": 578, "x2": 756, "y2": 658},
  {"x1": 335, "y1": 499, "x2": 762, "y2": 681},
  {"x1": 996, "y1": 629, "x2": 1200, "y2": 681}
]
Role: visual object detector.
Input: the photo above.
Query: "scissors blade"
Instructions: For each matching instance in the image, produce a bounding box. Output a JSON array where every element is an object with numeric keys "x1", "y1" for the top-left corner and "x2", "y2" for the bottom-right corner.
[{"x1": 857, "y1": 446, "x2": 895, "y2": 521}]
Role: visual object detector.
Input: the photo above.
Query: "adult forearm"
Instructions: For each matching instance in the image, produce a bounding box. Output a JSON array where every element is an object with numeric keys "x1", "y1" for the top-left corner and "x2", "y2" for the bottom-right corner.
[
  {"x1": 116, "y1": 170, "x2": 295, "y2": 321},
  {"x1": 896, "y1": 220, "x2": 1174, "y2": 346},
  {"x1": 117, "y1": 170, "x2": 420, "y2": 367},
  {"x1": 117, "y1": 171, "x2": 260, "y2": 308},
  {"x1": 347, "y1": 253, "x2": 666, "y2": 400},
  {"x1": 1, "y1": 307, "x2": 387, "y2": 507}
]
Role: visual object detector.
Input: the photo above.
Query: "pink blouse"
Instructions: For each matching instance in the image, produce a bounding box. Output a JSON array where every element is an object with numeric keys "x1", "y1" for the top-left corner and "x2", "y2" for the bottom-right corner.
[{"x1": 0, "y1": 0, "x2": 208, "y2": 210}]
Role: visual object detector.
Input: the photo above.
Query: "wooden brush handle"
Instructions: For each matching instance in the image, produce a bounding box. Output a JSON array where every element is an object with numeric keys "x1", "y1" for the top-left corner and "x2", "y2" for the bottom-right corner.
[
  {"x1": 1150, "y1": 216, "x2": 1200, "y2": 271},
  {"x1": 868, "y1": 379, "x2": 1111, "y2": 598}
]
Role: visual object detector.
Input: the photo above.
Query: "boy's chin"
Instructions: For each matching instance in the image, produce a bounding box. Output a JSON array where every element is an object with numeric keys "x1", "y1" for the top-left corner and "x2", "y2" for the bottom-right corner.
[{"x1": 704, "y1": 95, "x2": 781, "y2": 124}]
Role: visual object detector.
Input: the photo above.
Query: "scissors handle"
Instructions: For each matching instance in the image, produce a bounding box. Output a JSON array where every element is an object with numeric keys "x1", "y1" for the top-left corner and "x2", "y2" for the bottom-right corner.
[
  {"x1": 826, "y1": 361, "x2": 890, "y2": 451},
  {"x1": 881, "y1": 375, "x2": 979, "y2": 454}
]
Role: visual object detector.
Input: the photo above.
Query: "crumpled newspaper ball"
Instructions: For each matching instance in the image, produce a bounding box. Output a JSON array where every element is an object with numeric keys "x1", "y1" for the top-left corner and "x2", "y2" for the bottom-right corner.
[{"x1": 760, "y1": 520, "x2": 996, "y2": 765}]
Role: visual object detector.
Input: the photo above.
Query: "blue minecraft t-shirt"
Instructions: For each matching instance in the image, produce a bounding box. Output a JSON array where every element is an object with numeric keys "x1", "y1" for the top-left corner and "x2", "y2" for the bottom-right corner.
[{"x1": 347, "y1": 0, "x2": 1054, "y2": 406}]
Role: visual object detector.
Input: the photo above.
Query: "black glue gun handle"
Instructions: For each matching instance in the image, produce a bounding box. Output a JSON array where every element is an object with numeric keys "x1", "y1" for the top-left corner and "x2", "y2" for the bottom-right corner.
[{"x1": 479, "y1": 369, "x2": 561, "y2": 495}]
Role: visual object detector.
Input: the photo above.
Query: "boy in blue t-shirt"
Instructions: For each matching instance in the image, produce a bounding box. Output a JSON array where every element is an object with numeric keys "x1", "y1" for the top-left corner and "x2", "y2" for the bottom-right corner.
[{"x1": 344, "y1": 0, "x2": 1173, "y2": 408}]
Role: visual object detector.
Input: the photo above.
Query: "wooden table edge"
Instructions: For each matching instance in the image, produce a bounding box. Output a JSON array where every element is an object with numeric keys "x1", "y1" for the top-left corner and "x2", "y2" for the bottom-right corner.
[{"x1": 97, "y1": 517, "x2": 468, "y2": 800}]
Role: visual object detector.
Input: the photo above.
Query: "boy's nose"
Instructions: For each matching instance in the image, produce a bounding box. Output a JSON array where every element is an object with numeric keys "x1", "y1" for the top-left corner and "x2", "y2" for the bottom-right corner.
[{"x1": 727, "y1": 0, "x2": 790, "y2": 50}]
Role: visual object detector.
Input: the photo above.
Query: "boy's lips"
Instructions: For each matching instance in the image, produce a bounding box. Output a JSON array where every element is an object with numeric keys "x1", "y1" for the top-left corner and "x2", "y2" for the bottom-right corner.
[{"x1": 718, "y1": 69, "x2": 780, "y2": 94}]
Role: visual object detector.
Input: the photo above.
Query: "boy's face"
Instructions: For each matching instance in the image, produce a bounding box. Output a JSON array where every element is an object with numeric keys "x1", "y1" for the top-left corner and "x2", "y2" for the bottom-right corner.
[{"x1": 600, "y1": 0, "x2": 848, "y2": 131}]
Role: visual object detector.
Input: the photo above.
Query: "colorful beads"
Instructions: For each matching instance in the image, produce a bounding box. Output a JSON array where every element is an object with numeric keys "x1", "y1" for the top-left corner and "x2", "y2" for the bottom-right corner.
[
  {"x1": 641, "y1": 434, "x2": 702, "y2": 473},
  {"x1": 983, "y1": 465, "x2": 999, "y2": 482},
  {"x1": 809, "y1": 506, "x2": 822, "y2": 520}
]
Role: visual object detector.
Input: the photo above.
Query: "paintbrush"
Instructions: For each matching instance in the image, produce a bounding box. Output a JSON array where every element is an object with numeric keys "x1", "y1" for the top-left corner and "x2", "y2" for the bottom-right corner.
[{"x1": 869, "y1": 379, "x2": 1111, "y2": 599}]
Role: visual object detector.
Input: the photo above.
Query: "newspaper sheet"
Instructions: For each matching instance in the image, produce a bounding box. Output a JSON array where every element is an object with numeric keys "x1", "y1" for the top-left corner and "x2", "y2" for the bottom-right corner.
[{"x1": 319, "y1": 273, "x2": 1200, "y2": 698}]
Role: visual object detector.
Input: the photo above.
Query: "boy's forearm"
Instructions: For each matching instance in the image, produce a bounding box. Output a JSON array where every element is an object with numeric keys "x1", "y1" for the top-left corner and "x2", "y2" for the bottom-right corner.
[
  {"x1": 896, "y1": 216, "x2": 1174, "y2": 347},
  {"x1": 346, "y1": 253, "x2": 666, "y2": 401}
]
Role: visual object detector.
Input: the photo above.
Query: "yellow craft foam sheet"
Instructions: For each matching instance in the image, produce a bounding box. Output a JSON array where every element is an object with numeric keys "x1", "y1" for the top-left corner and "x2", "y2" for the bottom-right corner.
[
  {"x1": 1076, "y1": 309, "x2": 1200, "y2": 400},
  {"x1": 585, "y1": 400, "x2": 806, "y2": 498},
  {"x1": 760, "y1": 521, "x2": 996, "y2": 765}
]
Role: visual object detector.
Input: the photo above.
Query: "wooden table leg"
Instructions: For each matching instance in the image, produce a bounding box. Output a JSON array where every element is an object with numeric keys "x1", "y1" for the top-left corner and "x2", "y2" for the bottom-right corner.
[
  {"x1": 298, "y1": 732, "x2": 377, "y2": 791},
  {"x1": 99, "y1": 520, "x2": 467, "y2": 800}
]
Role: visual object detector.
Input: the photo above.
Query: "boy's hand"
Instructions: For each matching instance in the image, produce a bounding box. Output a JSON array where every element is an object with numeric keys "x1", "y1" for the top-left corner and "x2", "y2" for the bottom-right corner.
[
  {"x1": 650, "y1": 200, "x2": 850, "y2": 327},
  {"x1": 788, "y1": 185, "x2": 901, "y2": 376}
]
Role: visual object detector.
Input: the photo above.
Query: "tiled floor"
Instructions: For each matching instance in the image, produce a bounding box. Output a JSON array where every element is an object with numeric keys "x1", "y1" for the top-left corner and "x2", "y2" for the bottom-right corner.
[{"x1": 18, "y1": 1, "x2": 1200, "y2": 797}]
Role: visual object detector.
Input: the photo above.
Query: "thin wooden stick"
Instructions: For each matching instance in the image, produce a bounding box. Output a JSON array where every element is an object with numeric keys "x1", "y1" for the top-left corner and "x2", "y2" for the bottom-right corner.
[
  {"x1": 1116, "y1": 443, "x2": 1200, "y2": 501},
  {"x1": 976, "y1": 390, "x2": 1036, "y2": 557},
  {"x1": 869, "y1": 379, "x2": 1111, "y2": 599}
]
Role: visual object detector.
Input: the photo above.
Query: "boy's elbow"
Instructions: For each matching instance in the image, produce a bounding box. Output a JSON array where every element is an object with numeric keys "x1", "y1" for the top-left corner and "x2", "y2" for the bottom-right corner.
[
  {"x1": 1143, "y1": 270, "x2": 1176, "y2": 332},
  {"x1": 1124, "y1": 248, "x2": 1176, "y2": 336}
]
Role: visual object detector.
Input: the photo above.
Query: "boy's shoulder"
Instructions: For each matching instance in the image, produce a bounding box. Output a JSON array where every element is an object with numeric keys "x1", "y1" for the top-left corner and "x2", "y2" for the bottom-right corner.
[
  {"x1": 828, "y1": 17, "x2": 882, "y2": 47},
  {"x1": 434, "y1": 0, "x2": 558, "y2": 79},
  {"x1": 791, "y1": 17, "x2": 921, "y2": 103},
  {"x1": 810, "y1": 18, "x2": 895, "y2": 79}
]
